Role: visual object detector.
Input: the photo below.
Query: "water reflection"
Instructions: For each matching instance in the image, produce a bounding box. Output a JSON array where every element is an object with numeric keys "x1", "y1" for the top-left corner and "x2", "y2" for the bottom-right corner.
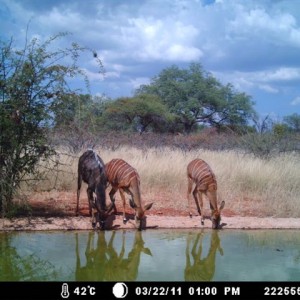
[
  {"x1": 0, "y1": 233, "x2": 58, "y2": 281},
  {"x1": 75, "y1": 230, "x2": 152, "y2": 281},
  {"x1": 1, "y1": 230, "x2": 300, "y2": 281},
  {"x1": 185, "y1": 230, "x2": 223, "y2": 281}
]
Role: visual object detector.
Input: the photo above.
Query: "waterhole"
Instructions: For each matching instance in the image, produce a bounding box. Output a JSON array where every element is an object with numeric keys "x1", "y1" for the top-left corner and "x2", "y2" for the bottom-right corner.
[{"x1": 0, "y1": 229, "x2": 299, "y2": 281}]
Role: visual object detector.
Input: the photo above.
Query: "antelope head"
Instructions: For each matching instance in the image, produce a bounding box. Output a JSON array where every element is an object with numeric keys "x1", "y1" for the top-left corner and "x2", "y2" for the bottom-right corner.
[
  {"x1": 92, "y1": 194, "x2": 115, "y2": 230},
  {"x1": 129, "y1": 198, "x2": 153, "y2": 230},
  {"x1": 211, "y1": 200, "x2": 225, "y2": 229}
]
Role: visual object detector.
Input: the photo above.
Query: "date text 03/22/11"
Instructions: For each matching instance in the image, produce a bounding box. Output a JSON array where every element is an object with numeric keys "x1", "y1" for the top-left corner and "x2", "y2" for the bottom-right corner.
[{"x1": 134, "y1": 285, "x2": 240, "y2": 296}]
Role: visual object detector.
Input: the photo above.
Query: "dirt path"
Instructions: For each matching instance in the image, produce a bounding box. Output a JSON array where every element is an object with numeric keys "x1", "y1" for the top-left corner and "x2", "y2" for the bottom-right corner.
[{"x1": 1, "y1": 214, "x2": 300, "y2": 231}]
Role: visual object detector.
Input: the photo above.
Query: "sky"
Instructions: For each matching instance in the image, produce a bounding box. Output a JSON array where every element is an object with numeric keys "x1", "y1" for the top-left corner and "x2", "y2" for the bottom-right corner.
[{"x1": 1, "y1": 0, "x2": 300, "y2": 119}]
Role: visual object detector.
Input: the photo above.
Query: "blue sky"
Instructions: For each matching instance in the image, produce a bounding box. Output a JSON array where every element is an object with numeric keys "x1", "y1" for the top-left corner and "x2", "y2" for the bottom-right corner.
[{"x1": 1, "y1": 0, "x2": 300, "y2": 119}]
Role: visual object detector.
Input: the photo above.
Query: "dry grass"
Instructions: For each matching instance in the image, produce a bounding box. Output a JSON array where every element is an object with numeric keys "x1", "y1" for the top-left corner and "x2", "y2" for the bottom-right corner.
[{"x1": 21, "y1": 146, "x2": 300, "y2": 218}]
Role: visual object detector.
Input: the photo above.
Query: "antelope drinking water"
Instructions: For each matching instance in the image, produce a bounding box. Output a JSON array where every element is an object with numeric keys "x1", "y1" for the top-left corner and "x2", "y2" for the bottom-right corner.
[
  {"x1": 76, "y1": 149, "x2": 113, "y2": 229},
  {"x1": 187, "y1": 158, "x2": 225, "y2": 229},
  {"x1": 105, "y1": 158, "x2": 153, "y2": 230},
  {"x1": 185, "y1": 230, "x2": 223, "y2": 281}
]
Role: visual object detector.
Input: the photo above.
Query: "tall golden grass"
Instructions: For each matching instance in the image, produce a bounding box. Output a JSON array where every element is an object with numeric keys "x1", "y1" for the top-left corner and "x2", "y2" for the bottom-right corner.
[{"x1": 24, "y1": 146, "x2": 300, "y2": 217}]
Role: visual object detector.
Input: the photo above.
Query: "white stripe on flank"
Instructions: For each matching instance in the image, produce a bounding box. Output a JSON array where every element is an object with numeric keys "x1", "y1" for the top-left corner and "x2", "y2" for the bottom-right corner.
[
  {"x1": 106, "y1": 159, "x2": 139, "y2": 186},
  {"x1": 194, "y1": 165, "x2": 208, "y2": 179},
  {"x1": 109, "y1": 160, "x2": 125, "y2": 180},
  {"x1": 108, "y1": 159, "x2": 119, "y2": 174},
  {"x1": 115, "y1": 161, "x2": 128, "y2": 175},
  {"x1": 122, "y1": 169, "x2": 136, "y2": 183},
  {"x1": 191, "y1": 160, "x2": 198, "y2": 177},
  {"x1": 188, "y1": 159, "x2": 216, "y2": 187}
]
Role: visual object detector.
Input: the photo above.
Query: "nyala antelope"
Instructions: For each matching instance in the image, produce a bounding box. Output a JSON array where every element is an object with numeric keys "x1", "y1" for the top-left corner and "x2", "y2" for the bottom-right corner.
[
  {"x1": 185, "y1": 230, "x2": 223, "y2": 281},
  {"x1": 187, "y1": 158, "x2": 225, "y2": 229},
  {"x1": 76, "y1": 149, "x2": 113, "y2": 229},
  {"x1": 105, "y1": 159, "x2": 153, "y2": 230}
]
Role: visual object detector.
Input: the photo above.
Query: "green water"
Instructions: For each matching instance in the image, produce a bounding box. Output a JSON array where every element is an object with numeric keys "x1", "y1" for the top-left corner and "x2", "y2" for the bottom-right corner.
[{"x1": 0, "y1": 229, "x2": 300, "y2": 281}]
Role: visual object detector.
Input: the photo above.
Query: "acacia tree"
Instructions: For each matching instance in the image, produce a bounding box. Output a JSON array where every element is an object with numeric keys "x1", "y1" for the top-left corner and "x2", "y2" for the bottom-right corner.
[
  {"x1": 136, "y1": 63, "x2": 256, "y2": 133},
  {"x1": 0, "y1": 33, "x2": 102, "y2": 216},
  {"x1": 101, "y1": 94, "x2": 175, "y2": 133}
]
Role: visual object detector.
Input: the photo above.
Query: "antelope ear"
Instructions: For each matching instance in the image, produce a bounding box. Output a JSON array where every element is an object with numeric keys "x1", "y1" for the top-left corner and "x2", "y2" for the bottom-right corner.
[
  {"x1": 129, "y1": 198, "x2": 137, "y2": 208},
  {"x1": 142, "y1": 247, "x2": 152, "y2": 256},
  {"x1": 219, "y1": 200, "x2": 225, "y2": 211},
  {"x1": 144, "y1": 202, "x2": 153, "y2": 211}
]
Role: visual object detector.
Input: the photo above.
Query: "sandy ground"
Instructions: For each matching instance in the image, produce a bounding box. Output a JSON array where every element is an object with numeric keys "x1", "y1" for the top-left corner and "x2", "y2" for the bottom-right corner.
[
  {"x1": 1, "y1": 192, "x2": 300, "y2": 230},
  {"x1": 1, "y1": 214, "x2": 300, "y2": 231}
]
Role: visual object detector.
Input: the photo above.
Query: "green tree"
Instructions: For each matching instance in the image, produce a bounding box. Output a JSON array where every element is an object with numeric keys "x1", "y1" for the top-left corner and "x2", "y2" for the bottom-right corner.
[
  {"x1": 52, "y1": 94, "x2": 107, "y2": 131},
  {"x1": 0, "y1": 33, "x2": 102, "y2": 216},
  {"x1": 272, "y1": 123, "x2": 289, "y2": 137},
  {"x1": 136, "y1": 63, "x2": 256, "y2": 133},
  {"x1": 102, "y1": 94, "x2": 174, "y2": 133},
  {"x1": 283, "y1": 113, "x2": 300, "y2": 132}
]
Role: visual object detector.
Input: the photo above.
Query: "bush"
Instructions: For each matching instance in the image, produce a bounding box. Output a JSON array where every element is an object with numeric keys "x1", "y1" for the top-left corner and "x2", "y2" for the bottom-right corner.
[{"x1": 0, "y1": 33, "x2": 102, "y2": 217}]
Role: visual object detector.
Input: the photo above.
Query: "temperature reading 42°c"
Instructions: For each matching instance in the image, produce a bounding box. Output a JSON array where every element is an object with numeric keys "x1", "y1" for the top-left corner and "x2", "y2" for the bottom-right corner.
[{"x1": 74, "y1": 286, "x2": 96, "y2": 296}]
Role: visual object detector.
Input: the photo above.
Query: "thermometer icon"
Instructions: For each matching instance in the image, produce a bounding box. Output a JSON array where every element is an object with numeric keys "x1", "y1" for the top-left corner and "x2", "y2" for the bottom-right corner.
[{"x1": 61, "y1": 283, "x2": 70, "y2": 299}]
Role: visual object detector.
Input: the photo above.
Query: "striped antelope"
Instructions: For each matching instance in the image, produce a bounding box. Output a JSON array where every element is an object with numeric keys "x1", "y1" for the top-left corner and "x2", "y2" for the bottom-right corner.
[
  {"x1": 185, "y1": 230, "x2": 223, "y2": 281},
  {"x1": 75, "y1": 230, "x2": 152, "y2": 281},
  {"x1": 76, "y1": 149, "x2": 113, "y2": 229},
  {"x1": 187, "y1": 158, "x2": 225, "y2": 229},
  {"x1": 105, "y1": 158, "x2": 153, "y2": 230}
]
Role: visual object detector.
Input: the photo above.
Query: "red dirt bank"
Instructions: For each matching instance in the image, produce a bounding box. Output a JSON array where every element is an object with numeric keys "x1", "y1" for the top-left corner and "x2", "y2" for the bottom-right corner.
[{"x1": 1, "y1": 193, "x2": 300, "y2": 230}]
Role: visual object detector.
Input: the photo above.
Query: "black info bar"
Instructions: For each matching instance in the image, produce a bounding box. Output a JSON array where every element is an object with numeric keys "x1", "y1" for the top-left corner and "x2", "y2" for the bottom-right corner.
[{"x1": 1, "y1": 281, "x2": 299, "y2": 299}]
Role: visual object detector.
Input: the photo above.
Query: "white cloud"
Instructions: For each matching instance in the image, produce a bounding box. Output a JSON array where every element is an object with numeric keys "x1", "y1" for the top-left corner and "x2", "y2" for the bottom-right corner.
[
  {"x1": 118, "y1": 17, "x2": 202, "y2": 62},
  {"x1": 82, "y1": 69, "x2": 105, "y2": 81},
  {"x1": 166, "y1": 44, "x2": 202, "y2": 61},
  {"x1": 228, "y1": 5, "x2": 300, "y2": 47},
  {"x1": 213, "y1": 67, "x2": 300, "y2": 94},
  {"x1": 37, "y1": 7, "x2": 81, "y2": 29},
  {"x1": 130, "y1": 77, "x2": 150, "y2": 90},
  {"x1": 258, "y1": 84, "x2": 279, "y2": 94},
  {"x1": 260, "y1": 68, "x2": 300, "y2": 82},
  {"x1": 290, "y1": 96, "x2": 300, "y2": 106}
]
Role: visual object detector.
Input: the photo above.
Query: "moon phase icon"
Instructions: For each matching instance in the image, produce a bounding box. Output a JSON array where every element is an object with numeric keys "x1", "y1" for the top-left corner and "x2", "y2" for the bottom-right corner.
[{"x1": 112, "y1": 282, "x2": 128, "y2": 298}]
